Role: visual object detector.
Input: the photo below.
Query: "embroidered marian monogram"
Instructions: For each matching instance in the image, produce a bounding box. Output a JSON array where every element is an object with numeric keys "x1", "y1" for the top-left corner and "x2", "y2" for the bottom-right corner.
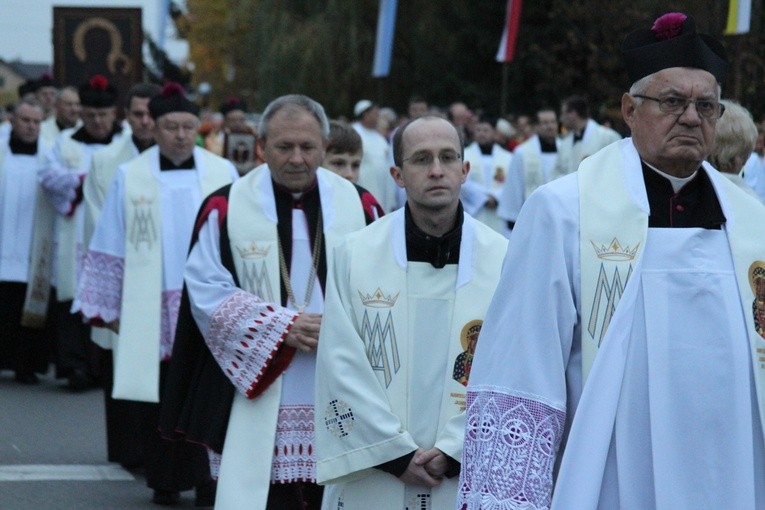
[
  {"x1": 359, "y1": 288, "x2": 400, "y2": 387},
  {"x1": 587, "y1": 238, "x2": 639, "y2": 345},
  {"x1": 237, "y1": 243, "x2": 274, "y2": 301},
  {"x1": 129, "y1": 196, "x2": 157, "y2": 250}
]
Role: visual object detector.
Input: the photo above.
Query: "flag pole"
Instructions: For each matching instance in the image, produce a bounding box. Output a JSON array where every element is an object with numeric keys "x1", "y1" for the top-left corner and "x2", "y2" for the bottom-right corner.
[{"x1": 501, "y1": 61, "x2": 509, "y2": 117}]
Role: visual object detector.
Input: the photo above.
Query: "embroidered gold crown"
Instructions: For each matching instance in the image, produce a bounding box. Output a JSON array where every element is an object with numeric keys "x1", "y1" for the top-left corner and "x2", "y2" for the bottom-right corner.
[
  {"x1": 236, "y1": 242, "x2": 270, "y2": 260},
  {"x1": 358, "y1": 288, "x2": 399, "y2": 308},
  {"x1": 130, "y1": 196, "x2": 154, "y2": 207},
  {"x1": 591, "y1": 238, "x2": 639, "y2": 261}
]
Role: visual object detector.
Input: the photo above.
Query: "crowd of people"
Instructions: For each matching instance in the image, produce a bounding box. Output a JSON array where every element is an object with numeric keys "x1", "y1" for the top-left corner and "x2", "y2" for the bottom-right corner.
[{"x1": 2, "y1": 10, "x2": 765, "y2": 510}]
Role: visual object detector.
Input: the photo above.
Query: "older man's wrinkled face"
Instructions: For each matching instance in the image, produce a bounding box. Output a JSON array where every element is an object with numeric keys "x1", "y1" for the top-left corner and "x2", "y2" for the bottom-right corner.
[
  {"x1": 81, "y1": 106, "x2": 116, "y2": 142},
  {"x1": 258, "y1": 106, "x2": 325, "y2": 192},
  {"x1": 623, "y1": 67, "x2": 720, "y2": 177},
  {"x1": 11, "y1": 103, "x2": 43, "y2": 144}
]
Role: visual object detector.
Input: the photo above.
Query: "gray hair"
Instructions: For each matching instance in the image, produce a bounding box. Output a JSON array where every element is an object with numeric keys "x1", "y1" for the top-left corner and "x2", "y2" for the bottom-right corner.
[
  {"x1": 257, "y1": 94, "x2": 330, "y2": 140},
  {"x1": 629, "y1": 72, "x2": 722, "y2": 104},
  {"x1": 709, "y1": 99, "x2": 757, "y2": 174}
]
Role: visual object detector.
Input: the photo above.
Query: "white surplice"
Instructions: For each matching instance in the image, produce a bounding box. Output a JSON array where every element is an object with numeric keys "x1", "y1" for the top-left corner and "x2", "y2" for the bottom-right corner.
[
  {"x1": 458, "y1": 138, "x2": 765, "y2": 510},
  {"x1": 0, "y1": 147, "x2": 42, "y2": 282},
  {"x1": 497, "y1": 135, "x2": 559, "y2": 224}
]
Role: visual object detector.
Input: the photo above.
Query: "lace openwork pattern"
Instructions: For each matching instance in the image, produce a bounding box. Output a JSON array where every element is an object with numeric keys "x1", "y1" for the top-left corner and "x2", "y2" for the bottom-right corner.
[
  {"x1": 77, "y1": 250, "x2": 124, "y2": 322},
  {"x1": 206, "y1": 290, "x2": 297, "y2": 396},
  {"x1": 271, "y1": 405, "x2": 315, "y2": 483},
  {"x1": 160, "y1": 289, "x2": 182, "y2": 360},
  {"x1": 456, "y1": 390, "x2": 565, "y2": 510}
]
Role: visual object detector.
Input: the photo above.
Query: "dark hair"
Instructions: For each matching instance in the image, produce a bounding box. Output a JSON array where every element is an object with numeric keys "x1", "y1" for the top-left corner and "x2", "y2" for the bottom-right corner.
[
  {"x1": 327, "y1": 121, "x2": 362, "y2": 155},
  {"x1": 125, "y1": 83, "x2": 162, "y2": 110},
  {"x1": 391, "y1": 115, "x2": 464, "y2": 167},
  {"x1": 562, "y1": 95, "x2": 589, "y2": 119}
]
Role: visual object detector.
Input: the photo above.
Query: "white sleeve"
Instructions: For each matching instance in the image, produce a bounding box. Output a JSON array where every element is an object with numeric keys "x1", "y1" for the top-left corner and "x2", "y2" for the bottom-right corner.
[
  {"x1": 497, "y1": 152, "x2": 525, "y2": 223},
  {"x1": 457, "y1": 178, "x2": 581, "y2": 510},
  {"x1": 39, "y1": 138, "x2": 81, "y2": 215},
  {"x1": 185, "y1": 208, "x2": 298, "y2": 398}
]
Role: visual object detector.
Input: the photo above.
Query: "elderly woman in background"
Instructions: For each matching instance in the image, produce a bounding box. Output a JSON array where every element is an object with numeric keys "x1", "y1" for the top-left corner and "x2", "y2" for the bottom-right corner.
[{"x1": 709, "y1": 99, "x2": 761, "y2": 200}]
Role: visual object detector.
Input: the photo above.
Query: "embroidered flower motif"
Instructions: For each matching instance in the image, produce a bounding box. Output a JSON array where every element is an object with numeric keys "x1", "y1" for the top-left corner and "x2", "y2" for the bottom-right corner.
[
  {"x1": 89, "y1": 74, "x2": 109, "y2": 90},
  {"x1": 651, "y1": 12, "x2": 687, "y2": 40}
]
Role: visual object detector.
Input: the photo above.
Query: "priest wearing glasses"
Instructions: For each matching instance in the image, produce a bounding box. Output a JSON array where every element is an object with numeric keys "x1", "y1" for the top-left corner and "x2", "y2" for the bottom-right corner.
[{"x1": 458, "y1": 12, "x2": 765, "y2": 510}]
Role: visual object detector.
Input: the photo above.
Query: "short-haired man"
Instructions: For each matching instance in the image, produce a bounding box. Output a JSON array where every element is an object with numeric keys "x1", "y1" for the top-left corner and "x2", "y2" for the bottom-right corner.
[
  {"x1": 353, "y1": 99, "x2": 397, "y2": 212},
  {"x1": 40, "y1": 86, "x2": 81, "y2": 144},
  {"x1": 498, "y1": 107, "x2": 560, "y2": 227},
  {"x1": 0, "y1": 99, "x2": 55, "y2": 384},
  {"x1": 461, "y1": 114, "x2": 513, "y2": 235},
  {"x1": 553, "y1": 94, "x2": 621, "y2": 178},
  {"x1": 79, "y1": 81, "x2": 162, "y2": 472},
  {"x1": 459, "y1": 13, "x2": 765, "y2": 509},
  {"x1": 40, "y1": 75, "x2": 125, "y2": 391},
  {"x1": 75, "y1": 83, "x2": 237, "y2": 505},
  {"x1": 160, "y1": 94, "x2": 371, "y2": 508},
  {"x1": 315, "y1": 116, "x2": 508, "y2": 509}
]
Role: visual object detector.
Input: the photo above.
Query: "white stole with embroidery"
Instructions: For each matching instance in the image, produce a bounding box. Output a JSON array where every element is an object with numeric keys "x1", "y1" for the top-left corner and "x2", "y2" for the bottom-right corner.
[
  {"x1": 316, "y1": 209, "x2": 507, "y2": 510},
  {"x1": 578, "y1": 137, "x2": 765, "y2": 429},
  {"x1": 115, "y1": 147, "x2": 234, "y2": 402},
  {"x1": 216, "y1": 165, "x2": 365, "y2": 510}
]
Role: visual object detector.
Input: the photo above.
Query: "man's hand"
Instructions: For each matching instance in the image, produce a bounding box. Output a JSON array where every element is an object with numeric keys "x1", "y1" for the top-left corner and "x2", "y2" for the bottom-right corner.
[
  {"x1": 416, "y1": 448, "x2": 449, "y2": 479},
  {"x1": 283, "y1": 313, "x2": 322, "y2": 352},
  {"x1": 485, "y1": 195, "x2": 498, "y2": 209},
  {"x1": 398, "y1": 448, "x2": 443, "y2": 487}
]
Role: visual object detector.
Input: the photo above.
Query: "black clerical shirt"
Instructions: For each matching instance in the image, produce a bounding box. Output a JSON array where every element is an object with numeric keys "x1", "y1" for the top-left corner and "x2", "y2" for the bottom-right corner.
[
  {"x1": 405, "y1": 202, "x2": 463, "y2": 267},
  {"x1": 8, "y1": 132, "x2": 36, "y2": 155},
  {"x1": 159, "y1": 154, "x2": 195, "y2": 170},
  {"x1": 641, "y1": 162, "x2": 726, "y2": 229},
  {"x1": 71, "y1": 124, "x2": 122, "y2": 145}
]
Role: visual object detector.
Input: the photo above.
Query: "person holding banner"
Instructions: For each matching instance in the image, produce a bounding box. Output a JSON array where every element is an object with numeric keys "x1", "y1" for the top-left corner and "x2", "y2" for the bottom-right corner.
[{"x1": 458, "y1": 12, "x2": 765, "y2": 509}]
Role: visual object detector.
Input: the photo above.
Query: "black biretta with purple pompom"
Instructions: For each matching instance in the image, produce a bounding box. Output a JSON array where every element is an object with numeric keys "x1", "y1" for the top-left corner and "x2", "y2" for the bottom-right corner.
[
  {"x1": 622, "y1": 13, "x2": 728, "y2": 84},
  {"x1": 148, "y1": 82, "x2": 200, "y2": 119}
]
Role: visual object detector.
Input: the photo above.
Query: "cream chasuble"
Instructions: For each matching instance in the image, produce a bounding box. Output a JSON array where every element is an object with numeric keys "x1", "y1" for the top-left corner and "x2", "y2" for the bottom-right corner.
[
  {"x1": 214, "y1": 166, "x2": 365, "y2": 510},
  {"x1": 316, "y1": 209, "x2": 507, "y2": 510},
  {"x1": 115, "y1": 146, "x2": 234, "y2": 402},
  {"x1": 462, "y1": 143, "x2": 511, "y2": 234}
]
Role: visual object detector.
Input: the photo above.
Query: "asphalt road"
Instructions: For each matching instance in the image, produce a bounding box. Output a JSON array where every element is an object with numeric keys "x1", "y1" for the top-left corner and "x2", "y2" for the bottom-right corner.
[{"x1": 0, "y1": 369, "x2": 201, "y2": 509}]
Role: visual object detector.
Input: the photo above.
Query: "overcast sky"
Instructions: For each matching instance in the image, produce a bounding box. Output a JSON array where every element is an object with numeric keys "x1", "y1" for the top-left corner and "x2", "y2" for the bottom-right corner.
[{"x1": 0, "y1": 0, "x2": 188, "y2": 65}]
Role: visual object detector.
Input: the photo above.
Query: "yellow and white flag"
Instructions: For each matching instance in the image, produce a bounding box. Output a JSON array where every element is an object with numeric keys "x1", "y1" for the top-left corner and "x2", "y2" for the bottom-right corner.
[{"x1": 726, "y1": 0, "x2": 752, "y2": 35}]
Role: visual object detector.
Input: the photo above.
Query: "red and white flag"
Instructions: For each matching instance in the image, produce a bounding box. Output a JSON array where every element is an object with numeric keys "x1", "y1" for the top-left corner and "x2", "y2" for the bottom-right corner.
[{"x1": 496, "y1": 0, "x2": 523, "y2": 62}]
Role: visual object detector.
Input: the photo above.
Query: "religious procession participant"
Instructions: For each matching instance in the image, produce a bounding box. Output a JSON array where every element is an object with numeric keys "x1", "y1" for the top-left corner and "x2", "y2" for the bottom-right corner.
[
  {"x1": 323, "y1": 120, "x2": 385, "y2": 221},
  {"x1": 497, "y1": 107, "x2": 560, "y2": 228},
  {"x1": 353, "y1": 99, "x2": 398, "y2": 212},
  {"x1": 40, "y1": 86, "x2": 81, "y2": 145},
  {"x1": 159, "y1": 94, "x2": 371, "y2": 509},
  {"x1": 461, "y1": 114, "x2": 513, "y2": 236},
  {"x1": 73, "y1": 82, "x2": 235, "y2": 505},
  {"x1": 0, "y1": 99, "x2": 55, "y2": 384},
  {"x1": 552, "y1": 94, "x2": 621, "y2": 178},
  {"x1": 79, "y1": 82, "x2": 161, "y2": 471},
  {"x1": 458, "y1": 12, "x2": 765, "y2": 510},
  {"x1": 315, "y1": 115, "x2": 507, "y2": 509},
  {"x1": 40, "y1": 74, "x2": 125, "y2": 391}
]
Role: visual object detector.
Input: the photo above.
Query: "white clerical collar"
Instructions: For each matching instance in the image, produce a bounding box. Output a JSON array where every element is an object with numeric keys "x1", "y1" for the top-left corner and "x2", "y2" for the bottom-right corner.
[{"x1": 643, "y1": 160, "x2": 697, "y2": 193}]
